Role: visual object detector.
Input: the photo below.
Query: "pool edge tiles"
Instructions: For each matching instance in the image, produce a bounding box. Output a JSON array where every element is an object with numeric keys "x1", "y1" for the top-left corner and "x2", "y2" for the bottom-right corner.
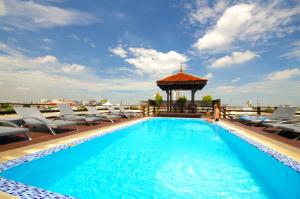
[
  {"x1": 217, "y1": 121, "x2": 300, "y2": 173},
  {"x1": 0, "y1": 178, "x2": 75, "y2": 199},
  {"x1": 0, "y1": 117, "x2": 149, "y2": 198}
]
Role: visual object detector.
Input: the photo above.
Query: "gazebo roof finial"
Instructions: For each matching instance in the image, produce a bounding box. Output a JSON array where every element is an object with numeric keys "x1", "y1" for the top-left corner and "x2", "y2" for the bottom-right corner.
[{"x1": 179, "y1": 63, "x2": 183, "y2": 73}]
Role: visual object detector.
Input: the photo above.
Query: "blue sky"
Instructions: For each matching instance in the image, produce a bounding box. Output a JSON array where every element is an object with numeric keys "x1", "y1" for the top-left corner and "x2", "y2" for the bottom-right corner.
[{"x1": 0, "y1": 0, "x2": 300, "y2": 106}]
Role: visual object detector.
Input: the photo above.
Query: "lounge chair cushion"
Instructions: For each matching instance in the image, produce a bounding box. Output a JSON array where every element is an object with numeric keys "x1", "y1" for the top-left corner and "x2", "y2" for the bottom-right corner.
[{"x1": 0, "y1": 126, "x2": 29, "y2": 137}]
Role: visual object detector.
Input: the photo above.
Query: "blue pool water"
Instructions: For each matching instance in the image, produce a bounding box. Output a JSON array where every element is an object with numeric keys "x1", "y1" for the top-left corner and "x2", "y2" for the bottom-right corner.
[{"x1": 1, "y1": 118, "x2": 300, "y2": 198}]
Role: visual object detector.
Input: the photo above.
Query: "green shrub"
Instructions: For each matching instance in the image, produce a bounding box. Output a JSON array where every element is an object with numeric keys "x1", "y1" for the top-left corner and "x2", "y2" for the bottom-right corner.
[
  {"x1": 202, "y1": 95, "x2": 213, "y2": 103},
  {"x1": 154, "y1": 93, "x2": 163, "y2": 109},
  {"x1": 177, "y1": 96, "x2": 187, "y2": 112}
]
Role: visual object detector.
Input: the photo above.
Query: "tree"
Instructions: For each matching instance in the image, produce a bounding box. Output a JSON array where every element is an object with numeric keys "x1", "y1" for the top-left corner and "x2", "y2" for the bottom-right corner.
[
  {"x1": 99, "y1": 99, "x2": 108, "y2": 105},
  {"x1": 177, "y1": 96, "x2": 187, "y2": 112},
  {"x1": 202, "y1": 95, "x2": 213, "y2": 104},
  {"x1": 154, "y1": 93, "x2": 163, "y2": 109}
]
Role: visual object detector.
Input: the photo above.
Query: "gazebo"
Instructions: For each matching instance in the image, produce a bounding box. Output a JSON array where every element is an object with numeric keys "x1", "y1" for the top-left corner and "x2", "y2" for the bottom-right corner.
[{"x1": 156, "y1": 68, "x2": 207, "y2": 113}]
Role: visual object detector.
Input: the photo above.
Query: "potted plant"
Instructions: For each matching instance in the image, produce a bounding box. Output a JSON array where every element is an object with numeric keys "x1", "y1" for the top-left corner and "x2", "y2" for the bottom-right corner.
[
  {"x1": 177, "y1": 96, "x2": 187, "y2": 113},
  {"x1": 202, "y1": 95, "x2": 213, "y2": 117},
  {"x1": 154, "y1": 93, "x2": 163, "y2": 115}
]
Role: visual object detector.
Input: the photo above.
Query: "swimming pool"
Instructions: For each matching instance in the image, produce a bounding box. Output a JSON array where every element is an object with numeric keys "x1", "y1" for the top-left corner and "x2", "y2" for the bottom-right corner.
[{"x1": 0, "y1": 118, "x2": 299, "y2": 198}]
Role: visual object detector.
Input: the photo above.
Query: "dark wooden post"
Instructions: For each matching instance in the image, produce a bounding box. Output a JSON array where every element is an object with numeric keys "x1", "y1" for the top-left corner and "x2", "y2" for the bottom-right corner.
[
  {"x1": 170, "y1": 90, "x2": 172, "y2": 112},
  {"x1": 223, "y1": 106, "x2": 227, "y2": 119},
  {"x1": 191, "y1": 89, "x2": 196, "y2": 113},
  {"x1": 142, "y1": 106, "x2": 145, "y2": 117},
  {"x1": 257, "y1": 106, "x2": 261, "y2": 116},
  {"x1": 166, "y1": 90, "x2": 169, "y2": 112},
  {"x1": 147, "y1": 101, "x2": 150, "y2": 116}
]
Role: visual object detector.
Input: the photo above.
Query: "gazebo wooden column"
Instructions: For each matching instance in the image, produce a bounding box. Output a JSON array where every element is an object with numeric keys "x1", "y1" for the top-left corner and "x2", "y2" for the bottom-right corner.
[
  {"x1": 191, "y1": 89, "x2": 196, "y2": 105},
  {"x1": 170, "y1": 90, "x2": 173, "y2": 112},
  {"x1": 166, "y1": 90, "x2": 170, "y2": 112},
  {"x1": 191, "y1": 89, "x2": 196, "y2": 113}
]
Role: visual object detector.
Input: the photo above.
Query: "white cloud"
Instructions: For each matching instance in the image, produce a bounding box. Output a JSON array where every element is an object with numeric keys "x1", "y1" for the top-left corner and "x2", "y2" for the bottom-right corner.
[
  {"x1": 33, "y1": 55, "x2": 57, "y2": 64},
  {"x1": 204, "y1": 72, "x2": 213, "y2": 79},
  {"x1": 16, "y1": 87, "x2": 30, "y2": 90},
  {"x1": 1, "y1": 0, "x2": 99, "y2": 30},
  {"x1": 69, "y1": 34, "x2": 96, "y2": 48},
  {"x1": 89, "y1": 43, "x2": 96, "y2": 48},
  {"x1": 210, "y1": 51, "x2": 259, "y2": 68},
  {"x1": 42, "y1": 38, "x2": 52, "y2": 43},
  {"x1": 109, "y1": 46, "x2": 127, "y2": 58},
  {"x1": 125, "y1": 48, "x2": 188, "y2": 76},
  {"x1": 193, "y1": 4, "x2": 254, "y2": 50},
  {"x1": 0, "y1": 44, "x2": 58, "y2": 69},
  {"x1": 281, "y1": 41, "x2": 300, "y2": 59},
  {"x1": 186, "y1": 0, "x2": 229, "y2": 25},
  {"x1": 62, "y1": 64, "x2": 86, "y2": 73},
  {"x1": 215, "y1": 85, "x2": 237, "y2": 94},
  {"x1": 238, "y1": 2, "x2": 300, "y2": 42},
  {"x1": 41, "y1": 46, "x2": 52, "y2": 51},
  {"x1": 191, "y1": 1, "x2": 300, "y2": 51},
  {"x1": 2, "y1": 26, "x2": 14, "y2": 31},
  {"x1": 267, "y1": 68, "x2": 300, "y2": 80},
  {"x1": 0, "y1": 42, "x2": 159, "y2": 103},
  {"x1": 206, "y1": 77, "x2": 300, "y2": 106},
  {"x1": 231, "y1": 77, "x2": 240, "y2": 83},
  {"x1": 0, "y1": 0, "x2": 6, "y2": 16},
  {"x1": 69, "y1": 34, "x2": 81, "y2": 41}
]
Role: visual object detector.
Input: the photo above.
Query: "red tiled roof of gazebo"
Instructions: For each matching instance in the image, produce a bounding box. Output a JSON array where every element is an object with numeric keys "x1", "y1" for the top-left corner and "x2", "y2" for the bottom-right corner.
[{"x1": 157, "y1": 71, "x2": 207, "y2": 82}]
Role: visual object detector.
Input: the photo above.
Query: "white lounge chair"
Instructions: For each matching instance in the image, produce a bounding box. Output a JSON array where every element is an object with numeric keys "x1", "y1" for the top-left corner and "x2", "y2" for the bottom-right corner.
[
  {"x1": 107, "y1": 106, "x2": 130, "y2": 118},
  {"x1": 13, "y1": 106, "x2": 77, "y2": 135},
  {"x1": 58, "y1": 104, "x2": 101, "y2": 126},
  {"x1": 85, "y1": 106, "x2": 120, "y2": 122},
  {"x1": 118, "y1": 105, "x2": 137, "y2": 117},
  {"x1": 0, "y1": 120, "x2": 31, "y2": 140},
  {"x1": 240, "y1": 107, "x2": 298, "y2": 125},
  {"x1": 264, "y1": 120, "x2": 300, "y2": 139}
]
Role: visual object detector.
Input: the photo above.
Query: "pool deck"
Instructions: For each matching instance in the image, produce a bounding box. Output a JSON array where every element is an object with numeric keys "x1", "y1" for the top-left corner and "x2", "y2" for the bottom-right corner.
[
  {"x1": 1, "y1": 117, "x2": 300, "y2": 198},
  {"x1": 0, "y1": 117, "x2": 146, "y2": 163}
]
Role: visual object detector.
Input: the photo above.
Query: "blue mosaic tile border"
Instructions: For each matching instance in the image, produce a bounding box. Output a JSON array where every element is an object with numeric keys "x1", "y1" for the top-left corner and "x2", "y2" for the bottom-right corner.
[
  {"x1": 216, "y1": 122, "x2": 300, "y2": 173},
  {"x1": 0, "y1": 118, "x2": 147, "y2": 198},
  {"x1": 0, "y1": 178, "x2": 75, "y2": 199}
]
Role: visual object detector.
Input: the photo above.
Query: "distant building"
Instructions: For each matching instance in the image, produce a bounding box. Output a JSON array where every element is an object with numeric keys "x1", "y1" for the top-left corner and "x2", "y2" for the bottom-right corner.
[
  {"x1": 88, "y1": 100, "x2": 97, "y2": 106},
  {"x1": 40, "y1": 98, "x2": 50, "y2": 104},
  {"x1": 49, "y1": 98, "x2": 76, "y2": 106},
  {"x1": 74, "y1": 100, "x2": 83, "y2": 105}
]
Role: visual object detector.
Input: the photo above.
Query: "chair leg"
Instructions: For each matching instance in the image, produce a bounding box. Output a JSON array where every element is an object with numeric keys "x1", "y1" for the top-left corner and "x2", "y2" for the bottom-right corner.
[
  {"x1": 24, "y1": 132, "x2": 32, "y2": 140},
  {"x1": 274, "y1": 129, "x2": 282, "y2": 135},
  {"x1": 86, "y1": 120, "x2": 93, "y2": 126},
  {"x1": 263, "y1": 126, "x2": 269, "y2": 130},
  {"x1": 73, "y1": 125, "x2": 78, "y2": 131},
  {"x1": 47, "y1": 126, "x2": 56, "y2": 135},
  {"x1": 294, "y1": 135, "x2": 300, "y2": 140},
  {"x1": 107, "y1": 116, "x2": 114, "y2": 123}
]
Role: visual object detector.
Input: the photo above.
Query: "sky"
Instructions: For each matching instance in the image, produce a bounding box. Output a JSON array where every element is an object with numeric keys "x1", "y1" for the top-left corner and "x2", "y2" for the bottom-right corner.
[{"x1": 0, "y1": 0, "x2": 300, "y2": 106}]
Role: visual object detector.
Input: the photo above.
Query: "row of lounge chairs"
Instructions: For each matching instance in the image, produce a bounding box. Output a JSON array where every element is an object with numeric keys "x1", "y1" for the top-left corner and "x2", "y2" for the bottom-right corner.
[
  {"x1": 238, "y1": 107, "x2": 300, "y2": 139},
  {"x1": 0, "y1": 104, "x2": 136, "y2": 141}
]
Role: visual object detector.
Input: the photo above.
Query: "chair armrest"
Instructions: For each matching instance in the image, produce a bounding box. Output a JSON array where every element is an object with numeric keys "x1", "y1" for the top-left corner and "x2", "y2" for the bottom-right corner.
[
  {"x1": 0, "y1": 120, "x2": 20, "y2": 127},
  {"x1": 21, "y1": 116, "x2": 48, "y2": 125}
]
